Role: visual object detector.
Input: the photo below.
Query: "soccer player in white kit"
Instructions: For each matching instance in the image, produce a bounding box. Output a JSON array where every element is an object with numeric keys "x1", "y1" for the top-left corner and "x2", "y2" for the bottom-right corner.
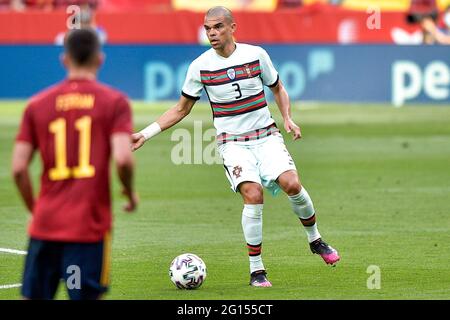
[{"x1": 132, "y1": 6, "x2": 340, "y2": 287}]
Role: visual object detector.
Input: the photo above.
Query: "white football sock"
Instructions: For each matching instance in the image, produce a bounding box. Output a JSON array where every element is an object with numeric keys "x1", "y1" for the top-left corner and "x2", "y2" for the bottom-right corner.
[
  {"x1": 242, "y1": 204, "x2": 265, "y2": 273},
  {"x1": 288, "y1": 188, "x2": 321, "y2": 243}
]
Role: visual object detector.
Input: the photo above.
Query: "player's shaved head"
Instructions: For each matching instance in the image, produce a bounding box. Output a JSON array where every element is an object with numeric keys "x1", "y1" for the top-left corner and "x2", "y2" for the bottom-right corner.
[
  {"x1": 64, "y1": 28, "x2": 100, "y2": 66},
  {"x1": 205, "y1": 6, "x2": 234, "y2": 24}
]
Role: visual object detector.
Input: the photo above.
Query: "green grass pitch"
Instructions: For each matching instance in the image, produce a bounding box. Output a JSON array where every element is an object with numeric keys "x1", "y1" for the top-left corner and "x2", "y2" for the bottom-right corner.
[{"x1": 0, "y1": 100, "x2": 449, "y2": 299}]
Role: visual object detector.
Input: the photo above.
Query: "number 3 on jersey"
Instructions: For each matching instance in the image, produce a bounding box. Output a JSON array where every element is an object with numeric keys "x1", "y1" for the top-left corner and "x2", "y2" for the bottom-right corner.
[
  {"x1": 232, "y1": 83, "x2": 242, "y2": 99},
  {"x1": 49, "y1": 116, "x2": 95, "y2": 181}
]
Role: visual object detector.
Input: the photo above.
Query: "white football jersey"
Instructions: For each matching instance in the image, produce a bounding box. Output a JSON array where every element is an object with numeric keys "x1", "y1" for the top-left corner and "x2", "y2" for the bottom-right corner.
[{"x1": 182, "y1": 43, "x2": 279, "y2": 135}]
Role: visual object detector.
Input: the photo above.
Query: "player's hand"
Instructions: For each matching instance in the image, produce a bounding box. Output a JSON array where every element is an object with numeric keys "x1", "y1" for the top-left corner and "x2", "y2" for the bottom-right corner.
[
  {"x1": 284, "y1": 118, "x2": 302, "y2": 140},
  {"x1": 421, "y1": 18, "x2": 436, "y2": 34},
  {"x1": 122, "y1": 190, "x2": 138, "y2": 213},
  {"x1": 131, "y1": 133, "x2": 146, "y2": 152}
]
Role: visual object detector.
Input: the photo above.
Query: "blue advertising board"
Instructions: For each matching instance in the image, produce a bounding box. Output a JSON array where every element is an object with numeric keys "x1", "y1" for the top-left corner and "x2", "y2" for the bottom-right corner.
[{"x1": 1, "y1": 45, "x2": 449, "y2": 106}]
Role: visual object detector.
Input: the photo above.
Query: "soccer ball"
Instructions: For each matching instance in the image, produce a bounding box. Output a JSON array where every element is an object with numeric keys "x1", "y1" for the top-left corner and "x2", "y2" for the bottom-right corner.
[{"x1": 169, "y1": 253, "x2": 207, "y2": 289}]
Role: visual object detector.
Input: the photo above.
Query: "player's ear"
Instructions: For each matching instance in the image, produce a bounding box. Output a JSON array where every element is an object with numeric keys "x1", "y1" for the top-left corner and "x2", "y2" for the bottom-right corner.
[
  {"x1": 230, "y1": 22, "x2": 237, "y2": 33},
  {"x1": 97, "y1": 52, "x2": 105, "y2": 68},
  {"x1": 61, "y1": 53, "x2": 69, "y2": 69}
]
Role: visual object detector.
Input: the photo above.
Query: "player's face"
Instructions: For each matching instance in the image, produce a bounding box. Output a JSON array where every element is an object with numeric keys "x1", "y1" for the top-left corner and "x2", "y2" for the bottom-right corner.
[{"x1": 204, "y1": 15, "x2": 235, "y2": 50}]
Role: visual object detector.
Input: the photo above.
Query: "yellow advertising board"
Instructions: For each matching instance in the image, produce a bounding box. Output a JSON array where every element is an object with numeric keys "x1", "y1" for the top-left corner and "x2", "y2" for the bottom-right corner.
[{"x1": 172, "y1": 0, "x2": 278, "y2": 12}]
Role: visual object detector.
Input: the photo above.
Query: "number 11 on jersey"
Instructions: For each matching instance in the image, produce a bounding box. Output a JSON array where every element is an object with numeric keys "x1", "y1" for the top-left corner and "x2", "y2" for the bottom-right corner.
[{"x1": 49, "y1": 116, "x2": 95, "y2": 181}]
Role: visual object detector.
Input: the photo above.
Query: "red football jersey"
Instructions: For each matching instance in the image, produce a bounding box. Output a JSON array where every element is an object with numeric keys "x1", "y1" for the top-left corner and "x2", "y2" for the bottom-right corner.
[{"x1": 16, "y1": 78, "x2": 132, "y2": 242}]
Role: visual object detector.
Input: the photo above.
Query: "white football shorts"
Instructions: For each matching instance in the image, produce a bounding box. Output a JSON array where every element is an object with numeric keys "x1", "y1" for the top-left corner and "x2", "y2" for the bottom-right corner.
[{"x1": 218, "y1": 132, "x2": 297, "y2": 196}]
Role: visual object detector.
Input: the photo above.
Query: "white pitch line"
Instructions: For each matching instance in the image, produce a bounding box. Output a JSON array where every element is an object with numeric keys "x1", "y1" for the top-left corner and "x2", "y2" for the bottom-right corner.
[
  {"x1": 0, "y1": 284, "x2": 22, "y2": 289},
  {"x1": 0, "y1": 248, "x2": 27, "y2": 255},
  {"x1": 0, "y1": 248, "x2": 27, "y2": 289}
]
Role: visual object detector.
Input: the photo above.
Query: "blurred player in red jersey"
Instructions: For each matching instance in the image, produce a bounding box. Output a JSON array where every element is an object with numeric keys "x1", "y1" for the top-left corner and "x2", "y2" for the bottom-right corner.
[{"x1": 11, "y1": 28, "x2": 137, "y2": 300}]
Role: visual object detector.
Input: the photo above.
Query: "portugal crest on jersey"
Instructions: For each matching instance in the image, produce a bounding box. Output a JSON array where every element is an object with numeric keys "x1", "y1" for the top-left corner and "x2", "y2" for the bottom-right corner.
[
  {"x1": 244, "y1": 64, "x2": 252, "y2": 77},
  {"x1": 227, "y1": 68, "x2": 236, "y2": 80},
  {"x1": 232, "y1": 165, "x2": 242, "y2": 178}
]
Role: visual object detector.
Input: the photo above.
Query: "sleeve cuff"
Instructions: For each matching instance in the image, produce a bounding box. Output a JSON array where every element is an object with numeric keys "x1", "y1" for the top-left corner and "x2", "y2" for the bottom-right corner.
[
  {"x1": 181, "y1": 91, "x2": 201, "y2": 101},
  {"x1": 15, "y1": 138, "x2": 36, "y2": 149},
  {"x1": 267, "y1": 74, "x2": 279, "y2": 88}
]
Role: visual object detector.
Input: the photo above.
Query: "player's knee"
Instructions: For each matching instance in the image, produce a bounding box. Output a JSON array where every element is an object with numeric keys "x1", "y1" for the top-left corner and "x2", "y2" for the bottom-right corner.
[
  {"x1": 283, "y1": 180, "x2": 302, "y2": 196},
  {"x1": 239, "y1": 183, "x2": 263, "y2": 204}
]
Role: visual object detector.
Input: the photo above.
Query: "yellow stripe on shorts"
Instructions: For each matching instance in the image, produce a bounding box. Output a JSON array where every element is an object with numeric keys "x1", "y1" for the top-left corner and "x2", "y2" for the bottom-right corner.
[{"x1": 100, "y1": 231, "x2": 112, "y2": 287}]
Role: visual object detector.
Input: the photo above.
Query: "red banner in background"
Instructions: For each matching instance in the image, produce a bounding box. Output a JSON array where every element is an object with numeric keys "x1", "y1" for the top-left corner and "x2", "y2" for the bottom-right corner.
[{"x1": 0, "y1": 4, "x2": 424, "y2": 44}]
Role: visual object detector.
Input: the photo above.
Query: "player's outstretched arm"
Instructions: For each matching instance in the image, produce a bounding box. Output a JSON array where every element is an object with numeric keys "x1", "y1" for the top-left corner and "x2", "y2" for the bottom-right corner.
[
  {"x1": 131, "y1": 96, "x2": 196, "y2": 151},
  {"x1": 269, "y1": 79, "x2": 302, "y2": 140},
  {"x1": 11, "y1": 142, "x2": 35, "y2": 213},
  {"x1": 112, "y1": 133, "x2": 138, "y2": 212},
  {"x1": 421, "y1": 18, "x2": 450, "y2": 44}
]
